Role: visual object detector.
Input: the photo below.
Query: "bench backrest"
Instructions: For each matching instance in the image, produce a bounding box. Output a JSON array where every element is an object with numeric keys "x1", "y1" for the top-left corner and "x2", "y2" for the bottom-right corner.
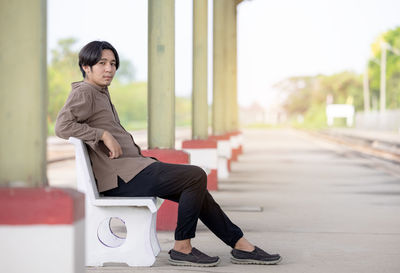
[{"x1": 69, "y1": 137, "x2": 100, "y2": 201}]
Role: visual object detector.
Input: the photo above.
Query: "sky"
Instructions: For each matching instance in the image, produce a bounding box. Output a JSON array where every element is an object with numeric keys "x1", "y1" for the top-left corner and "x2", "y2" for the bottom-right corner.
[{"x1": 48, "y1": 0, "x2": 400, "y2": 107}]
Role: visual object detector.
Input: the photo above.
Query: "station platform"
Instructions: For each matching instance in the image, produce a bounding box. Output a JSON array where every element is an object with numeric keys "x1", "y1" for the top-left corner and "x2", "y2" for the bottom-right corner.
[{"x1": 47, "y1": 128, "x2": 400, "y2": 272}]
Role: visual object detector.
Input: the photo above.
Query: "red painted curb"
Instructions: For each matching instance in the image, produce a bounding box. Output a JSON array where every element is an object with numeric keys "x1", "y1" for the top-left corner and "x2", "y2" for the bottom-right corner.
[
  {"x1": 207, "y1": 170, "x2": 218, "y2": 191},
  {"x1": 0, "y1": 187, "x2": 85, "y2": 225},
  {"x1": 208, "y1": 134, "x2": 230, "y2": 141},
  {"x1": 142, "y1": 149, "x2": 189, "y2": 164},
  {"x1": 182, "y1": 139, "x2": 217, "y2": 149},
  {"x1": 231, "y1": 148, "x2": 240, "y2": 161},
  {"x1": 228, "y1": 131, "x2": 242, "y2": 136},
  {"x1": 155, "y1": 200, "x2": 178, "y2": 231}
]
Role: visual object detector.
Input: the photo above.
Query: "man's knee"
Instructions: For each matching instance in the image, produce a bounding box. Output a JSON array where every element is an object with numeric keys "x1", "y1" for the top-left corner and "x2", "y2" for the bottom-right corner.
[{"x1": 190, "y1": 165, "x2": 207, "y2": 190}]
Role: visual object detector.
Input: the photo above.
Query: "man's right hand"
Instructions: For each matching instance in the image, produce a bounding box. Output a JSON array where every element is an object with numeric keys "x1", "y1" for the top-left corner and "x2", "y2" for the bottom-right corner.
[{"x1": 101, "y1": 131, "x2": 123, "y2": 159}]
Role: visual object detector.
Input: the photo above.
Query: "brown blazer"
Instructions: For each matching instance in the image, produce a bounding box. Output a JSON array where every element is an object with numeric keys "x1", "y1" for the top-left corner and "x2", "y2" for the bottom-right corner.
[{"x1": 55, "y1": 81, "x2": 155, "y2": 192}]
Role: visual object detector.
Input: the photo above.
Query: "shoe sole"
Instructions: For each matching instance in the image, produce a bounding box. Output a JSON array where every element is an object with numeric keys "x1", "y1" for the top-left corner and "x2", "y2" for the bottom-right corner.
[
  {"x1": 231, "y1": 256, "x2": 282, "y2": 265},
  {"x1": 168, "y1": 258, "x2": 220, "y2": 267}
]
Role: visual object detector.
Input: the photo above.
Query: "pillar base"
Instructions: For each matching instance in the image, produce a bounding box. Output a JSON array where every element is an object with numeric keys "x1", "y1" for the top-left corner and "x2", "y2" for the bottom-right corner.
[
  {"x1": 228, "y1": 131, "x2": 243, "y2": 161},
  {"x1": 231, "y1": 149, "x2": 239, "y2": 161},
  {"x1": 238, "y1": 144, "x2": 243, "y2": 155},
  {"x1": 208, "y1": 134, "x2": 231, "y2": 179},
  {"x1": 0, "y1": 187, "x2": 85, "y2": 273},
  {"x1": 141, "y1": 149, "x2": 190, "y2": 231},
  {"x1": 182, "y1": 139, "x2": 218, "y2": 191}
]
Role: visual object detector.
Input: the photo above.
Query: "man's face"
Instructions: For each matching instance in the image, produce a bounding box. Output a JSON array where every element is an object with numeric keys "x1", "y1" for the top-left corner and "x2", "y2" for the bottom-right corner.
[{"x1": 83, "y1": 49, "x2": 116, "y2": 88}]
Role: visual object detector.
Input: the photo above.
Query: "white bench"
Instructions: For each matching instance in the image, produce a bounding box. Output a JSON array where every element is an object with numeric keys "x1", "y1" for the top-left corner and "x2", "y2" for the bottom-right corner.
[{"x1": 69, "y1": 137, "x2": 163, "y2": 267}]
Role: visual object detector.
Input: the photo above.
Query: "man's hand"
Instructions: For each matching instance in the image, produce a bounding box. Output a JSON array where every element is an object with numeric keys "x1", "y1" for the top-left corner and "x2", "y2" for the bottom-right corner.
[{"x1": 101, "y1": 131, "x2": 123, "y2": 159}]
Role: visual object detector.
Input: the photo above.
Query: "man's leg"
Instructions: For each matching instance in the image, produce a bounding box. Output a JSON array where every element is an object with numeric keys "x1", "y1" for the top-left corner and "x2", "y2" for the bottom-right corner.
[
  {"x1": 198, "y1": 191, "x2": 244, "y2": 248},
  {"x1": 103, "y1": 162, "x2": 247, "y2": 247},
  {"x1": 102, "y1": 162, "x2": 208, "y2": 242},
  {"x1": 102, "y1": 162, "x2": 220, "y2": 266},
  {"x1": 102, "y1": 162, "x2": 281, "y2": 265}
]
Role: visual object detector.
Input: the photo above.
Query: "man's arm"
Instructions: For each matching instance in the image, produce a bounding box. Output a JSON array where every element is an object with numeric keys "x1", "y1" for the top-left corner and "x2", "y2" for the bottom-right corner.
[
  {"x1": 55, "y1": 90, "x2": 103, "y2": 145},
  {"x1": 55, "y1": 89, "x2": 122, "y2": 158},
  {"x1": 101, "y1": 130, "x2": 122, "y2": 159}
]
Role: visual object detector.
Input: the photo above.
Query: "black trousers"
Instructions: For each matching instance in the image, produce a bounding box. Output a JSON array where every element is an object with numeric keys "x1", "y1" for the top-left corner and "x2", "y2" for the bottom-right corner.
[{"x1": 102, "y1": 162, "x2": 243, "y2": 248}]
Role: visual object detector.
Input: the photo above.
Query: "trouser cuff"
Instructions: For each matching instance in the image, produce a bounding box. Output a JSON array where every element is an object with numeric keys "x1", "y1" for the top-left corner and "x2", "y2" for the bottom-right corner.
[
  {"x1": 174, "y1": 231, "x2": 196, "y2": 241},
  {"x1": 229, "y1": 230, "x2": 244, "y2": 248}
]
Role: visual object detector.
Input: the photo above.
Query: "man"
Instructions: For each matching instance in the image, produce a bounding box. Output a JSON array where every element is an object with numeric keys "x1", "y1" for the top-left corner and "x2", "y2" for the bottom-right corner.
[{"x1": 55, "y1": 41, "x2": 282, "y2": 267}]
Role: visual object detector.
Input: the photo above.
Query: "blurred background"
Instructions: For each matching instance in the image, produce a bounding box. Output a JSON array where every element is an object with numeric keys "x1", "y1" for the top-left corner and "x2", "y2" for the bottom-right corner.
[{"x1": 47, "y1": 0, "x2": 400, "y2": 133}]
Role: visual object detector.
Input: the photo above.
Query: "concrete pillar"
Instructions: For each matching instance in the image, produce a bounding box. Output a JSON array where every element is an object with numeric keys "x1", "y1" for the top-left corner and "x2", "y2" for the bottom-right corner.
[
  {"x1": 213, "y1": 0, "x2": 240, "y2": 134},
  {"x1": 147, "y1": 0, "x2": 191, "y2": 231},
  {"x1": 225, "y1": 0, "x2": 237, "y2": 132},
  {"x1": 183, "y1": 1, "x2": 218, "y2": 190},
  {"x1": 0, "y1": 0, "x2": 47, "y2": 186},
  {"x1": 148, "y1": 0, "x2": 175, "y2": 148},
  {"x1": 0, "y1": 188, "x2": 85, "y2": 273},
  {"x1": 192, "y1": 0, "x2": 208, "y2": 140},
  {"x1": 213, "y1": 0, "x2": 227, "y2": 135},
  {"x1": 232, "y1": 2, "x2": 239, "y2": 131}
]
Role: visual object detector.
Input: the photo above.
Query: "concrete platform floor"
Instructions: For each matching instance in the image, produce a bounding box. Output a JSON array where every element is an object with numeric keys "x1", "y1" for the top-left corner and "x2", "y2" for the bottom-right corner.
[{"x1": 48, "y1": 128, "x2": 400, "y2": 273}]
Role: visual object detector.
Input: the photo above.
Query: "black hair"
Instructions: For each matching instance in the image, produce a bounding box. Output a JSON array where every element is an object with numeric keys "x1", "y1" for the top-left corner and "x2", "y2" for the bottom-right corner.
[{"x1": 78, "y1": 41, "x2": 120, "y2": 78}]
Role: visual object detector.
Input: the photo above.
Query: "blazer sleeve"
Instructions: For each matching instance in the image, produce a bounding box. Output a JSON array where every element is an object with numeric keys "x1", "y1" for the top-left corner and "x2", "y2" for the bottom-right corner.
[{"x1": 55, "y1": 89, "x2": 104, "y2": 145}]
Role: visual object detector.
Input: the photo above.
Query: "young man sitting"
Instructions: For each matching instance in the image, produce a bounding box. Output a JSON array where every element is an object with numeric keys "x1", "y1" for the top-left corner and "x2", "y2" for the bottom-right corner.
[{"x1": 55, "y1": 41, "x2": 282, "y2": 267}]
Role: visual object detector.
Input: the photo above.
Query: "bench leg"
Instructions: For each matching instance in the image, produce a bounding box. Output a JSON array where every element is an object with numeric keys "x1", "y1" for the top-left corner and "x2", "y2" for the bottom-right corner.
[
  {"x1": 86, "y1": 206, "x2": 158, "y2": 266},
  {"x1": 150, "y1": 212, "x2": 161, "y2": 256}
]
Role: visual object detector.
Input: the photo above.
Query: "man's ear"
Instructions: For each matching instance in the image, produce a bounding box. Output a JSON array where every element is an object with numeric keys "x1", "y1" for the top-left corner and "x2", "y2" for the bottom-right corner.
[{"x1": 82, "y1": 65, "x2": 91, "y2": 75}]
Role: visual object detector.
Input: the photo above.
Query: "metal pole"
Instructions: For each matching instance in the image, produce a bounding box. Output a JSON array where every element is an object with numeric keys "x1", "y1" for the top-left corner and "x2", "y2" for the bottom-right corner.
[
  {"x1": 363, "y1": 64, "x2": 370, "y2": 112},
  {"x1": 380, "y1": 42, "x2": 387, "y2": 113}
]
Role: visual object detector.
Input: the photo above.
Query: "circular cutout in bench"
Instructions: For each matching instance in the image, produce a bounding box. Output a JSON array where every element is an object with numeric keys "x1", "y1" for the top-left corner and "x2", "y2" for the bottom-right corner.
[{"x1": 97, "y1": 217, "x2": 127, "y2": 248}]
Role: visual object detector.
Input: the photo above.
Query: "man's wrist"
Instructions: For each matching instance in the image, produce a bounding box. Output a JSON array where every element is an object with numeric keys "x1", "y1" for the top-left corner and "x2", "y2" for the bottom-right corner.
[
  {"x1": 95, "y1": 128, "x2": 105, "y2": 144},
  {"x1": 100, "y1": 130, "x2": 108, "y2": 141}
]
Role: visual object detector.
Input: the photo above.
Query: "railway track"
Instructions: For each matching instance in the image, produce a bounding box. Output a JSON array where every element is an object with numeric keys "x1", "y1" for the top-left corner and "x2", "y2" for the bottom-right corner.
[{"x1": 309, "y1": 129, "x2": 400, "y2": 164}]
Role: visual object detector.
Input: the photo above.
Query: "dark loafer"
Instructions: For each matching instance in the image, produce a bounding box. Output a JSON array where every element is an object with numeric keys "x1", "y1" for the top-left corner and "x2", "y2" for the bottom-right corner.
[
  {"x1": 231, "y1": 246, "x2": 282, "y2": 265},
  {"x1": 168, "y1": 248, "x2": 220, "y2": 267}
]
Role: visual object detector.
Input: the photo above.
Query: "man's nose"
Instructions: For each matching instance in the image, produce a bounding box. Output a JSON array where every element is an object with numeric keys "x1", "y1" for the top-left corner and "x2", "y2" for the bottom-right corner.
[{"x1": 105, "y1": 63, "x2": 113, "y2": 72}]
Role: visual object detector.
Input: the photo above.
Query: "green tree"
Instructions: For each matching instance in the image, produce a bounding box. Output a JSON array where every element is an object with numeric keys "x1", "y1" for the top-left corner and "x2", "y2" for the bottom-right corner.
[
  {"x1": 109, "y1": 81, "x2": 148, "y2": 129},
  {"x1": 274, "y1": 26, "x2": 400, "y2": 128},
  {"x1": 275, "y1": 72, "x2": 362, "y2": 128},
  {"x1": 175, "y1": 96, "x2": 192, "y2": 126},
  {"x1": 114, "y1": 58, "x2": 136, "y2": 84},
  {"x1": 368, "y1": 26, "x2": 400, "y2": 109},
  {"x1": 47, "y1": 38, "x2": 81, "y2": 124}
]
